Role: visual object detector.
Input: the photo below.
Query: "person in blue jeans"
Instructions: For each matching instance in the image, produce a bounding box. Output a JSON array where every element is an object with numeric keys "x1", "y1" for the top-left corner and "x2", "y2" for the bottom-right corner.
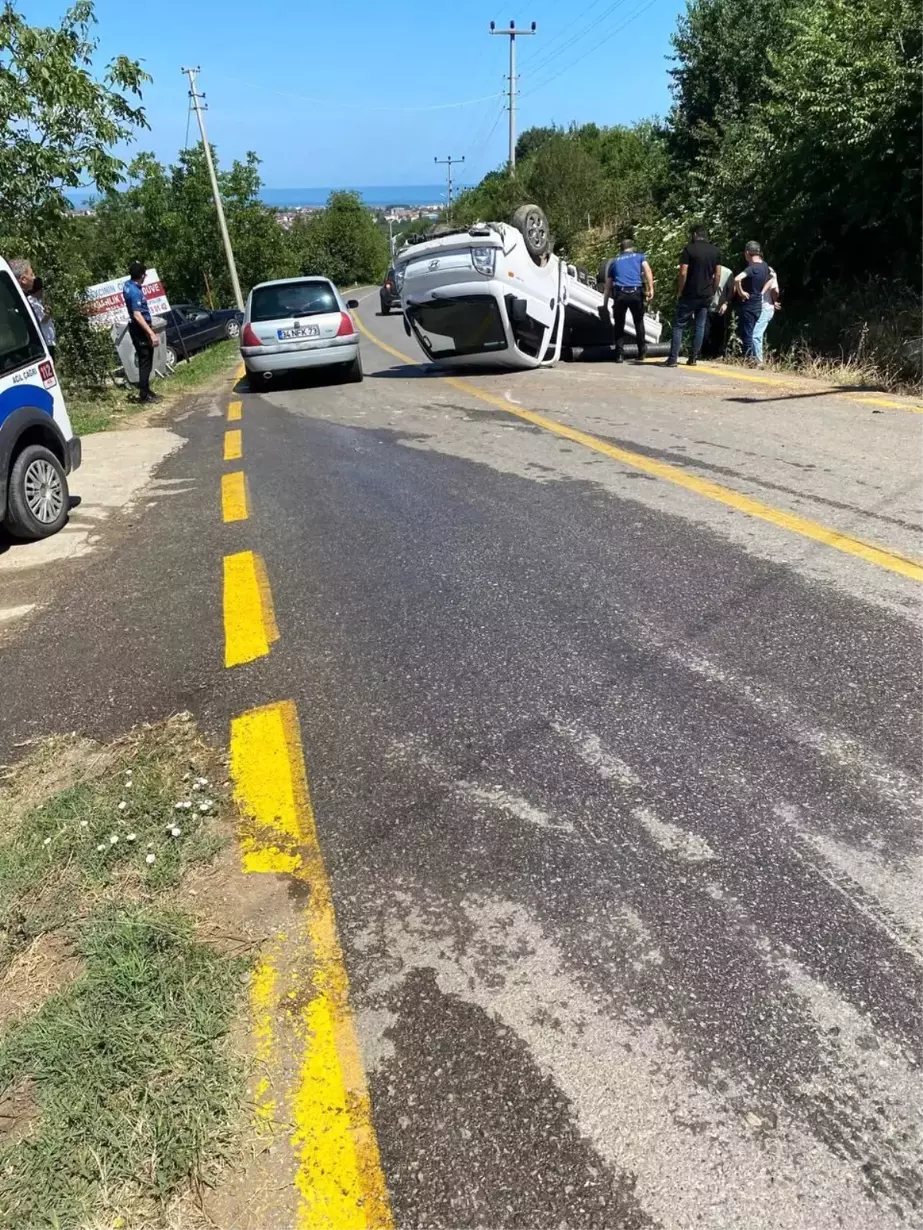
[
  {"x1": 730, "y1": 241, "x2": 778, "y2": 363},
  {"x1": 664, "y1": 225, "x2": 722, "y2": 367}
]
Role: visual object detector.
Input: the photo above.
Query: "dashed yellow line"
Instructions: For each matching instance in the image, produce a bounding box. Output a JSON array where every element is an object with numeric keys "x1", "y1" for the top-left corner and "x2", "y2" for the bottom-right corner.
[
  {"x1": 223, "y1": 550, "x2": 279, "y2": 667},
  {"x1": 221, "y1": 471, "x2": 249, "y2": 522},
  {"x1": 228, "y1": 399, "x2": 243, "y2": 421},
  {"x1": 230, "y1": 701, "x2": 393, "y2": 1230},
  {"x1": 224, "y1": 428, "x2": 243, "y2": 461},
  {"x1": 353, "y1": 315, "x2": 923, "y2": 583}
]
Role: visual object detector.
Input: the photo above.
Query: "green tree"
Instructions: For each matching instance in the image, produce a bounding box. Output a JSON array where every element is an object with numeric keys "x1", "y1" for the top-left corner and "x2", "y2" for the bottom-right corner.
[
  {"x1": 288, "y1": 192, "x2": 388, "y2": 286},
  {"x1": 0, "y1": 0, "x2": 148, "y2": 261},
  {"x1": 0, "y1": 0, "x2": 149, "y2": 387}
]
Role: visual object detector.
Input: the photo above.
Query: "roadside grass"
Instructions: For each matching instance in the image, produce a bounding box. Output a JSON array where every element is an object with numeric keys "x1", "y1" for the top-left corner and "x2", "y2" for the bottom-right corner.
[
  {"x1": 0, "y1": 716, "x2": 249, "y2": 1228},
  {"x1": 65, "y1": 340, "x2": 240, "y2": 436}
]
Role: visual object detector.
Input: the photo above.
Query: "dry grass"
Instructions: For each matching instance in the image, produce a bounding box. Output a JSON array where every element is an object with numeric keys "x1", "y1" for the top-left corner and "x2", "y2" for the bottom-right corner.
[{"x1": 0, "y1": 715, "x2": 250, "y2": 1229}]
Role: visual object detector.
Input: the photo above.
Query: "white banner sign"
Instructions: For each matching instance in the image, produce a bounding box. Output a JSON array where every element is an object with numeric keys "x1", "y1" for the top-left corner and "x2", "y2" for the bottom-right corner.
[{"x1": 85, "y1": 269, "x2": 171, "y2": 329}]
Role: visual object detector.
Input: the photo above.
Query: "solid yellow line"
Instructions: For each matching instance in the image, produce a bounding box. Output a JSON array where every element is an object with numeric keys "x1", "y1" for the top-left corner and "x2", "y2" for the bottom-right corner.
[
  {"x1": 224, "y1": 428, "x2": 243, "y2": 460},
  {"x1": 847, "y1": 394, "x2": 923, "y2": 413},
  {"x1": 228, "y1": 399, "x2": 243, "y2": 421},
  {"x1": 223, "y1": 550, "x2": 279, "y2": 667},
  {"x1": 641, "y1": 357, "x2": 923, "y2": 413},
  {"x1": 221, "y1": 471, "x2": 249, "y2": 522},
  {"x1": 230, "y1": 701, "x2": 393, "y2": 1230},
  {"x1": 236, "y1": 361, "x2": 246, "y2": 380},
  {"x1": 354, "y1": 315, "x2": 923, "y2": 583}
]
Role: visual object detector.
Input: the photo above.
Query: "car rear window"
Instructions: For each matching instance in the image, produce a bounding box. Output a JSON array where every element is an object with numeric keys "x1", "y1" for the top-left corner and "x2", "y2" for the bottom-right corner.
[
  {"x1": 250, "y1": 281, "x2": 338, "y2": 322},
  {"x1": 0, "y1": 272, "x2": 45, "y2": 376}
]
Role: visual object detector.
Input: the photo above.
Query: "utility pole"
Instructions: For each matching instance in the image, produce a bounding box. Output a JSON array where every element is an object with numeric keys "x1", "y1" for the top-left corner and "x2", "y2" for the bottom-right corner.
[
  {"x1": 181, "y1": 66, "x2": 244, "y2": 311},
  {"x1": 434, "y1": 155, "x2": 464, "y2": 217},
  {"x1": 489, "y1": 20, "x2": 536, "y2": 172}
]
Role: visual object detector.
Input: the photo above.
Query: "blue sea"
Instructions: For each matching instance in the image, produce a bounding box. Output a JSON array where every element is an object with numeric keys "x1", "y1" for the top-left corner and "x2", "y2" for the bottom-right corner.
[{"x1": 67, "y1": 184, "x2": 472, "y2": 209}]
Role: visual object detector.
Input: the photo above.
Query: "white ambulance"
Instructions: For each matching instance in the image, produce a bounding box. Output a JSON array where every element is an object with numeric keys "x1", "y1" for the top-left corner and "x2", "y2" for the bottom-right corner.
[{"x1": 0, "y1": 258, "x2": 81, "y2": 540}]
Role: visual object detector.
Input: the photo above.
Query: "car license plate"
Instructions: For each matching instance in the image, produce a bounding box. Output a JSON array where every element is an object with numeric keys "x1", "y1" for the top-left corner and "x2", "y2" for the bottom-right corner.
[{"x1": 278, "y1": 324, "x2": 320, "y2": 340}]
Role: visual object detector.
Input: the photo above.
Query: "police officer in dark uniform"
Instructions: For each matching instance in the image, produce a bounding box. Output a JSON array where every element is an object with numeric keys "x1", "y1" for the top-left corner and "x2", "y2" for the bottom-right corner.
[{"x1": 602, "y1": 237, "x2": 654, "y2": 363}]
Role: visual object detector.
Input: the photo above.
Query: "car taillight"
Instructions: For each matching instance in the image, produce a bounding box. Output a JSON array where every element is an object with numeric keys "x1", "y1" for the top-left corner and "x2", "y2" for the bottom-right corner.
[
  {"x1": 241, "y1": 323, "x2": 262, "y2": 346},
  {"x1": 336, "y1": 311, "x2": 355, "y2": 337}
]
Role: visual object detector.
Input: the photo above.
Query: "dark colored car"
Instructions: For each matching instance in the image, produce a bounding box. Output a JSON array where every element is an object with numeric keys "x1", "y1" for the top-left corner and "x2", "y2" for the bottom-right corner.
[
  {"x1": 379, "y1": 270, "x2": 400, "y2": 315},
  {"x1": 162, "y1": 303, "x2": 243, "y2": 368}
]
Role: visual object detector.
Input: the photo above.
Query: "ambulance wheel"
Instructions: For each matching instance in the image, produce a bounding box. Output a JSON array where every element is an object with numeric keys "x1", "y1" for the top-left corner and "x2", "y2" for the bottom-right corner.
[
  {"x1": 4, "y1": 443, "x2": 69, "y2": 540},
  {"x1": 511, "y1": 204, "x2": 550, "y2": 262}
]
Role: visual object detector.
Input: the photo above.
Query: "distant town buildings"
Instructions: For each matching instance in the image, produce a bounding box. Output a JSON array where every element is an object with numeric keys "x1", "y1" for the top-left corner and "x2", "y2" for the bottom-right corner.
[{"x1": 273, "y1": 204, "x2": 440, "y2": 230}]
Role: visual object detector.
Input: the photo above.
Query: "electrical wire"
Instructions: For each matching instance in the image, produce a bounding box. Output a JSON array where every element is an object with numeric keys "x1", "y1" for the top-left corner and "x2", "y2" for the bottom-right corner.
[
  {"x1": 521, "y1": 0, "x2": 660, "y2": 98},
  {"x1": 221, "y1": 78, "x2": 505, "y2": 113},
  {"x1": 520, "y1": 0, "x2": 628, "y2": 79}
]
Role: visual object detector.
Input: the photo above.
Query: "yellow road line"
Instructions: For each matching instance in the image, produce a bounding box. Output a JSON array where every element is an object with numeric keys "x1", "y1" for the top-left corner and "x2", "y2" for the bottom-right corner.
[
  {"x1": 847, "y1": 394, "x2": 923, "y2": 413},
  {"x1": 230, "y1": 701, "x2": 393, "y2": 1230},
  {"x1": 224, "y1": 428, "x2": 243, "y2": 461},
  {"x1": 354, "y1": 315, "x2": 923, "y2": 583},
  {"x1": 641, "y1": 356, "x2": 923, "y2": 413},
  {"x1": 223, "y1": 550, "x2": 279, "y2": 667},
  {"x1": 221, "y1": 471, "x2": 249, "y2": 522},
  {"x1": 228, "y1": 399, "x2": 243, "y2": 421},
  {"x1": 236, "y1": 361, "x2": 246, "y2": 380}
]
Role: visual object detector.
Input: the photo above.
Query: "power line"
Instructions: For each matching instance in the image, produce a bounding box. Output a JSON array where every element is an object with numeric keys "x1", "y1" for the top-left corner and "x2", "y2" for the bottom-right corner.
[
  {"x1": 522, "y1": 0, "x2": 659, "y2": 98},
  {"x1": 221, "y1": 78, "x2": 505, "y2": 113},
  {"x1": 521, "y1": 0, "x2": 623, "y2": 77},
  {"x1": 489, "y1": 20, "x2": 537, "y2": 170},
  {"x1": 434, "y1": 155, "x2": 465, "y2": 216}
]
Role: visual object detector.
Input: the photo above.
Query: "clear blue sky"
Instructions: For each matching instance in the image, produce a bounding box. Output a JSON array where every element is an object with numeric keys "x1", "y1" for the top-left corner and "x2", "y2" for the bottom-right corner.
[{"x1": 30, "y1": 0, "x2": 685, "y2": 188}]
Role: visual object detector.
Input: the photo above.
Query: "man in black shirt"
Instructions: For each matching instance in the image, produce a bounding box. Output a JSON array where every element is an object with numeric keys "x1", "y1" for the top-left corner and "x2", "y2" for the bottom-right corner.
[{"x1": 664, "y1": 225, "x2": 721, "y2": 367}]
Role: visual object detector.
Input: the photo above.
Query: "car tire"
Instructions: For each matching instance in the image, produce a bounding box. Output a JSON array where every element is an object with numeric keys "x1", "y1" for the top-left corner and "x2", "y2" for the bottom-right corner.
[
  {"x1": 380, "y1": 299, "x2": 390, "y2": 315},
  {"x1": 511, "y1": 203, "x2": 550, "y2": 262},
  {"x1": 3, "y1": 443, "x2": 69, "y2": 541},
  {"x1": 164, "y1": 345, "x2": 178, "y2": 371},
  {"x1": 343, "y1": 355, "x2": 363, "y2": 383},
  {"x1": 245, "y1": 364, "x2": 261, "y2": 390},
  {"x1": 225, "y1": 319, "x2": 240, "y2": 339}
]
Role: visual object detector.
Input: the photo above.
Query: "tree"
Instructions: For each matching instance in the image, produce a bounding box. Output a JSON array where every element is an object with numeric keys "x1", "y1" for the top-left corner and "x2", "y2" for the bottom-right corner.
[
  {"x1": 90, "y1": 146, "x2": 292, "y2": 305},
  {"x1": 288, "y1": 192, "x2": 388, "y2": 286},
  {"x1": 0, "y1": 0, "x2": 148, "y2": 261}
]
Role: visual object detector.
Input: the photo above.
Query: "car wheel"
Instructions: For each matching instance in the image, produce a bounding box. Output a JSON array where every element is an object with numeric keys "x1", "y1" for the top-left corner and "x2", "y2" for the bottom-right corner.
[
  {"x1": 164, "y1": 345, "x2": 178, "y2": 371},
  {"x1": 343, "y1": 355, "x2": 363, "y2": 383},
  {"x1": 511, "y1": 203, "x2": 550, "y2": 262},
  {"x1": 380, "y1": 299, "x2": 390, "y2": 315},
  {"x1": 225, "y1": 319, "x2": 240, "y2": 339},
  {"x1": 245, "y1": 365, "x2": 262, "y2": 391},
  {"x1": 3, "y1": 443, "x2": 69, "y2": 540}
]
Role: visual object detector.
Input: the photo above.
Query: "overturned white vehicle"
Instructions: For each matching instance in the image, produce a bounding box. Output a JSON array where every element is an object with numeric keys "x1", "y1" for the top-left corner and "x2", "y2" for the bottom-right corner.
[{"x1": 393, "y1": 204, "x2": 663, "y2": 371}]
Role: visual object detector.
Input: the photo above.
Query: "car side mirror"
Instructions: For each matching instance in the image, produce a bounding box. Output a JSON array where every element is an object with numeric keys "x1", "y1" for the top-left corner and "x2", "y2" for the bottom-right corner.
[{"x1": 346, "y1": 299, "x2": 359, "y2": 310}]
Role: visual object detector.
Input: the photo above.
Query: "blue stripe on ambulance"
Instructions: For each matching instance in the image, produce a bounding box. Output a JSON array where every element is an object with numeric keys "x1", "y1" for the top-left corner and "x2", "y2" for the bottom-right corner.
[{"x1": 0, "y1": 382, "x2": 54, "y2": 426}]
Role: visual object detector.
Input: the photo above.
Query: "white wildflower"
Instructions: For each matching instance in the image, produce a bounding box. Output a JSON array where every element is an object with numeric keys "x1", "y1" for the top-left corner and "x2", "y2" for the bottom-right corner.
[
  {"x1": 126, "y1": 833, "x2": 137, "y2": 843},
  {"x1": 109, "y1": 834, "x2": 119, "y2": 845},
  {"x1": 43, "y1": 836, "x2": 51, "y2": 846},
  {"x1": 170, "y1": 826, "x2": 182, "y2": 838},
  {"x1": 118, "y1": 801, "x2": 128, "y2": 811},
  {"x1": 146, "y1": 853, "x2": 156, "y2": 865}
]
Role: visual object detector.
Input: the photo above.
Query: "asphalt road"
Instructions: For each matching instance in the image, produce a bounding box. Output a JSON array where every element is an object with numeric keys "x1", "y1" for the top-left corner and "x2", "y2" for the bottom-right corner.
[{"x1": 2, "y1": 295, "x2": 921, "y2": 1229}]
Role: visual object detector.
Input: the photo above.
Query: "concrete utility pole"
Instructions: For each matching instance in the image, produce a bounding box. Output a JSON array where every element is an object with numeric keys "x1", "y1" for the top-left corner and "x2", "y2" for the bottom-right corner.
[
  {"x1": 181, "y1": 66, "x2": 245, "y2": 312},
  {"x1": 489, "y1": 20, "x2": 536, "y2": 172},
  {"x1": 434, "y1": 155, "x2": 465, "y2": 217}
]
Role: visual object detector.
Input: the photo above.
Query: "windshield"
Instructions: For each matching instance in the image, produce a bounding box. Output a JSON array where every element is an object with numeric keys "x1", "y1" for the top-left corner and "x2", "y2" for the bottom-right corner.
[
  {"x1": 250, "y1": 281, "x2": 338, "y2": 322},
  {"x1": 407, "y1": 296, "x2": 507, "y2": 359},
  {"x1": 0, "y1": 272, "x2": 45, "y2": 376}
]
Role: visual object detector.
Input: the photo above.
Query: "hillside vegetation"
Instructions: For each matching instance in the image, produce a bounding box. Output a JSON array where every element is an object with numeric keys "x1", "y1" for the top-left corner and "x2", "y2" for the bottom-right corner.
[{"x1": 453, "y1": 0, "x2": 921, "y2": 381}]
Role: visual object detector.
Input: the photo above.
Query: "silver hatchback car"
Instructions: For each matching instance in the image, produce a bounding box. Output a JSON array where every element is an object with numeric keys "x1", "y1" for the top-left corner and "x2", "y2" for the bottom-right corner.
[{"x1": 240, "y1": 277, "x2": 362, "y2": 387}]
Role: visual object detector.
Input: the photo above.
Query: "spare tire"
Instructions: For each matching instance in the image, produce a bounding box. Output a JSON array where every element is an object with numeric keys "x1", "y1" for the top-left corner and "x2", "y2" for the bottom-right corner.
[{"x1": 511, "y1": 204, "x2": 550, "y2": 261}]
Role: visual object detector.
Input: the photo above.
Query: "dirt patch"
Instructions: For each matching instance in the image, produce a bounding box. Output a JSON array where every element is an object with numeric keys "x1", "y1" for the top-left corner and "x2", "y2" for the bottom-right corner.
[
  {"x1": 0, "y1": 932, "x2": 83, "y2": 1032},
  {"x1": 0, "y1": 1077, "x2": 39, "y2": 1147}
]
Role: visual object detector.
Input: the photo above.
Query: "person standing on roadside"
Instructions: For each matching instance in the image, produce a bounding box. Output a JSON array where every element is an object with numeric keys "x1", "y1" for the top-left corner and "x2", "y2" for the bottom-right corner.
[
  {"x1": 31, "y1": 277, "x2": 56, "y2": 361},
  {"x1": 9, "y1": 259, "x2": 46, "y2": 331},
  {"x1": 729, "y1": 241, "x2": 779, "y2": 364},
  {"x1": 663, "y1": 224, "x2": 721, "y2": 367},
  {"x1": 602, "y1": 237, "x2": 654, "y2": 364},
  {"x1": 123, "y1": 261, "x2": 160, "y2": 404}
]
